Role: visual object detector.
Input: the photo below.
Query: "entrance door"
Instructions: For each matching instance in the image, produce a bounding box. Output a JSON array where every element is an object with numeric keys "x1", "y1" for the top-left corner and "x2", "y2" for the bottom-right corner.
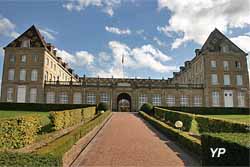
[
  {"x1": 17, "y1": 85, "x2": 26, "y2": 103},
  {"x1": 224, "y1": 90, "x2": 233, "y2": 107},
  {"x1": 117, "y1": 93, "x2": 131, "y2": 112}
]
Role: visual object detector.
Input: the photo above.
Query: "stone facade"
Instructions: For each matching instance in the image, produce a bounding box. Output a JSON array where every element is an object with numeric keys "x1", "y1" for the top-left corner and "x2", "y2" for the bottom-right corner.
[{"x1": 1, "y1": 26, "x2": 249, "y2": 111}]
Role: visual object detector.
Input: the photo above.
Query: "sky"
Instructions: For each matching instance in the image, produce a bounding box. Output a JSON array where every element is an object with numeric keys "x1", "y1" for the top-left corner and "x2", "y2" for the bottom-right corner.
[{"x1": 0, "y1": 0, "x2": 250, "y2": 80}]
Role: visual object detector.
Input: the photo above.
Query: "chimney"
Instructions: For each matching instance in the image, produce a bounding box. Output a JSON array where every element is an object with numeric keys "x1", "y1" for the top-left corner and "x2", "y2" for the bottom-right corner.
[{"x1": 195, "y1": 49, "x2": 200, "y2": 56}]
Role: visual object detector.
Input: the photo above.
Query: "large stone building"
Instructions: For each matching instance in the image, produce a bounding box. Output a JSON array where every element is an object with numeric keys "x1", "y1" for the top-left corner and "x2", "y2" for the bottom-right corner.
[{"x1": 1, "y1": 25, "x2": 249, "y2": 111}]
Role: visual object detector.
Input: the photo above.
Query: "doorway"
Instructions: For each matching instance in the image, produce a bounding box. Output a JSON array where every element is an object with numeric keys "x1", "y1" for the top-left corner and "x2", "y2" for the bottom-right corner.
[
  {"x1": 224, "y1": 90, "x2": 233, "y2": 107},
  {"x1": 117, "y1": 93, "x2": 131, "y2": 112}
]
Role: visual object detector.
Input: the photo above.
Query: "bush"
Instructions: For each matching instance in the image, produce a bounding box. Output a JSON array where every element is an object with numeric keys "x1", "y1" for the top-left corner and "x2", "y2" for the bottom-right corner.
[
  {"x1": 0, "y1": 115, "x2": 41, "y2": 149},
  {"x1": 139, "y1": 111, "x2": 201, "y2": 156},
  {"x1": 97, "y1": 102, "x2": 109, "y2": 112},
  {"x1": 201, "y1": 133, "x2": 250, "y2": 166},
  {"x1": 154, "y1": 107, "x2": 194, "y2": 131},
  {"x1": 140, "y1": 103, "x2": 153, "y2": 115},
  {"x1": 195, "y1": 115, "x2": 249, "y2": 133},
  {"x1": 50, "y1": 106, "x2": 96, "y2": 131}
]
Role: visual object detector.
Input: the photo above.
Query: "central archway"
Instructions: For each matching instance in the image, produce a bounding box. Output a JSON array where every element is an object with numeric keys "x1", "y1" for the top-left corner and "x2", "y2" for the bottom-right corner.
[{"x1": 117, "y1": 93, "x2": 131, "y2": 112}]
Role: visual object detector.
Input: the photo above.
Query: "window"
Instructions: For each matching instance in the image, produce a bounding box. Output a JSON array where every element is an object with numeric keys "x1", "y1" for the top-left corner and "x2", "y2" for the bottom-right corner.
[
  {"x1": 236, "y1": 75, "x2": 243, "y2": 86},
  {"x1": 29, "y1": 88, "x2": 37, "y2": 103},
  {"x1": 166, "y1": 95, "x2": 175, "y2": 106},
  {"x1": 211, "y1": 60, "x2": 216, "y2": 68},
  {"x1": 100, "y1": 93, "x2": 109, "y2": 104},
  {"x1": 235, "y1": 61, "x2": 241, "y2": 69},
  {"x1": 45, "y1": 71, "x2": 48, "y2": 81},
  {"x1": 21, "y1": 55, "x2": 27, "y2": 63},
  {"x1": 21, "y1": 39, "x2": 30, "y2": 48},
  {"x1": 224, "y1": 74, "x2": 230, "y2": 85},
  {"x1": 9, "y1": 55, "x2": 15, "y2": 63},
  {"x1": 8, "y1": 69, "x2": 15, "y2": 80},
  {"x1": 59, "y1": 92, "x2": 68, "y2": 104},
  {"x1": 212, "y1": 91, "x2": 220, "y2": 106},
  {"x1": 223, "y1": 61, "x2": 229, "y2": 71},
  {"x1": 19, "y1": 69, "x2": 26, "y2": 81},
  {"x1": 237, "y1": 92, "x2": 245, "y2": 107},
  {"x1": 7, "y1": 88, "x2": 14, "y2": 102},
  {"x1": 46, "y1": 92, "x2": 55, "y2": 104},
  {"x1": 139, "y1": 94, "x2": 148, "y2": 108},
  {"x1": 221, "y1": 45, "x2": 229, "y2": 53},
  {"x1": 211, "y1": 74, "x2": 218, "y2": 85},
  {"x1": 46, "y1": 58, "x2": 49, "y2": 65},
  {"x1": 32, "y1": 55, "x2": 38, "y2": 62},
  {"x1": 193, "y1": 96, "x2": 202, "y2": 107},
  {"x1": 31, "y1": 69, "x2": 38, "y2": 81},
  {"x1": 49, "y1": 74, "x2": 52, "y2": 81},
  {"x1": 180, "y1": 95, "x2": 188, "y2": 107},
  {"x1": 87, "y1": 93, "x2": 96, "y2": 104},
  {"x1": 73, "y1": 92, "x2": 82, "y2": 104},
  {"x1": 51, "y1": 61, "x2": 53, "y2": 69},
  {"x1": 54, "y1": 64, "x2": 56, "y2": 71},
  {"x1": 152, "y1": 94, "x2": 161, "y2": 106}
]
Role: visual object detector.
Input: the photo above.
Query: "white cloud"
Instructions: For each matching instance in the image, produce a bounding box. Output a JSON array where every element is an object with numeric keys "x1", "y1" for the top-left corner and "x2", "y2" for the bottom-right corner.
[
  {"x1": 0, "y1": 16, "x2": 19, "y2": 38},
  {"x1": 0, "y1": 47, "x2": 4, "y2": 56},
  {"x1": 230, "y1": 35, "x2": 250, "y2": 53},
  {"x1": 63, "y1": 0, "x2": 121, "y2": 16},
  {"x1": 39, "y1": 27, "x2": 58, "y2": 40},
  {"x1": 158, "y1": 0, "x2": 250, "y2": 49},
  {"x1": 105, "y1": 26, "x2": 131, "y2": 35},
  {"x1": 56, "y1": 49, "x2": 94, "y2": 67},
  {"x1": 153, "y1": 37, "x2": 166, "y2": 47}
]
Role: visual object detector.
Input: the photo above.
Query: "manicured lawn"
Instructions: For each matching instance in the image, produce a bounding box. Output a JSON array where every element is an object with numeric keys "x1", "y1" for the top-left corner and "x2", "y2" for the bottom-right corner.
[{"x1": 206, "y1": 115, "x2": 250, "y2": 124}]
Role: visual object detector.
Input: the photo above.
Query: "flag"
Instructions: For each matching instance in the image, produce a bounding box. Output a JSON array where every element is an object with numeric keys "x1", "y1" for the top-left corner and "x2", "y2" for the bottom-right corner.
[{"x1": 122, "y1": 54, "x2": 124, "y2": 64}]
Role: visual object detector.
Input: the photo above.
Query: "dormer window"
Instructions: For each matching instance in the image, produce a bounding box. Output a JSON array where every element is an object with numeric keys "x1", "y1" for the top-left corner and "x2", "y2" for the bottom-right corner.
[
  {"x1": 221, "y1": 45, "x2": 229, "y2": 53},
  {"x1": 21, "y1": 39, "x2": 30, "y2": 48}
]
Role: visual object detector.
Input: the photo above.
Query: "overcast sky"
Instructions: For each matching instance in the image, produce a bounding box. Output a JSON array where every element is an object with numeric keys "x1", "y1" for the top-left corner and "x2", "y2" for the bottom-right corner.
[{"x1": 0, "y1": 0, "x2": 250, "y2": 79}]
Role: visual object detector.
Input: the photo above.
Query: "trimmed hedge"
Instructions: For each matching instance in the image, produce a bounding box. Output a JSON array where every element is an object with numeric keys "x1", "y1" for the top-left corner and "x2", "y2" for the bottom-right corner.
[
  {"x1": 50, "y1": 106, "x2": 96, "y2": 131},
  {"x1": 0, "y1": 115, "x2": 41, "y2": 149},
  {"x1": 139, "y1": 111, "x2": 201, "y2": 156},
  {"x1": 159, "y1": 106, "x2": 250, "y2": 115},
  {"x1": 97, "y1": 102, "x2": 109, "y2": 112},
  {"x1": 195, "y1": 115, "x2": 249, "y2": 133},
  {"x1": 140, "y1": 103, "x2": 154, "y2": 115},
  {"x1": 0, "y1": 102, "x2": 96, "y2": 112},
  {"x1": 201, "y1": 133, "x2": 250, "y2": 166},
  {"x1": 154, "y1": 107, "x2": 193, "y2": 131}
]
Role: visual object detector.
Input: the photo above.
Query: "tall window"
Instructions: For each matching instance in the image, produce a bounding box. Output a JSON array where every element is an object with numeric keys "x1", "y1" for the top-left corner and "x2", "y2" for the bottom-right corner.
[
  {"x1": 45, "y1": 71, "x2": 48, "y2": 81},
  {"x1": 87, "y1": 93, "x2": 96, "y2": 104},
  {"x1": 46, "y1": 58, "x2": 49, "y2": 66},
  {"x1": 236, "y1": 75, "x2": 243, "y2": 86},
  {"x1": 21, "y1": 55, "x2": 27, "y2": 63},
  {"x1": 21, "y1": 39, "x2": 30, "y2": 48},
  {"x1": 29, "y1": 88, "x2": 37, "y2": 103},
  {"x1": 19, "y1": 69, "x2": 26, "y2": 81},
  {"x1": 9, "y1": 55, "x2": 15, "y2": 63},
  {"x1": 32, "y1": 55, "x2": 38, "y2": 62},
  {"x1": 8, "y1": 69, "x2": 15, "y2": 81},
  {"x1": 237, "y1": 92, "x2": 245, "y2": 107},
  {"x1": 224, "y1": 74, "x2": 230, "y2": 85},
  {"x1": 193, "y1": 96, "x2": 202, "y2": 107},
  {"x1": 223, "y1": 61, "x2": 229, "y2": 71},
  {"x1": 59, "y1": 92, "x2": 68, "y2": 104},
  {"x1": 211, "y1": 60, "x2": 216, "y2": 68},
  {"x1": 180, "y1": 95, "x2": 188, "y2": 107},
  {"x1": 73, "y1": 92, "x2": 82, "y2": 104},
  {"x1": 211, "y1": 74, "x2": 218, "y2": 85},
  {"x1": 221, "y1": 45, "x2": 229, "y2": 52},
  {"x1": 7, "y1": 88, "x2": 14, "y2": 102},
  {"x1": 139, "y1": 94, "x2": 148, "y2": 108},
  {"x1": 31, "y1": 69, "x2": 38, "y2": 81},
  {"x1": 100, "y1": 93, "x2": 109, "y2": 104},
  {"x1": 46, "y1": 92, "x2": 55, "y2": 104},
  {"x1": 235, "y1": 61, "x2": 241, "y2": 69},
  {"x1": 152, "y1": 94, "x2": 161, "y2": 106},
  {"x1": 166, "y1": 95, "x2": 175, "y2": 106},
  {"x1": 212, "y1": 91, "x2": 220, "y2": 106}
]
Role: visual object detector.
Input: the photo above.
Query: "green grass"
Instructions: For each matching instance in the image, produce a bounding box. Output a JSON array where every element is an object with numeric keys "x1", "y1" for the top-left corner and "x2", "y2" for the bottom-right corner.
[{"x1": 206, "y1": 115, "x2": 250, "y2": 124}]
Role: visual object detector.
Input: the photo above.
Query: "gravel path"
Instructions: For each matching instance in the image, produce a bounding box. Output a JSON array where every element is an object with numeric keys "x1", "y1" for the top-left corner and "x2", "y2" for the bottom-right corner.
[{"x1": 74, "y1": 112, "x2": 199, "y2": 167}]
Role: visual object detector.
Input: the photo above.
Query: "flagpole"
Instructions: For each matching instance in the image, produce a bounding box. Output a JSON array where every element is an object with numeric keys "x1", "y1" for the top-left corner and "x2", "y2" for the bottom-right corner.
[{"x1": 122, "y1": 54, "x2": 124, "y2": 78}]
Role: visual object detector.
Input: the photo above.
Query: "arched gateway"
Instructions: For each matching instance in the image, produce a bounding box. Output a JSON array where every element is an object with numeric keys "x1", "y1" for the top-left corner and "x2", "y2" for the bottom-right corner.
[{"x1": 117, "y1": 93, "x2": 131, "y2": 112}]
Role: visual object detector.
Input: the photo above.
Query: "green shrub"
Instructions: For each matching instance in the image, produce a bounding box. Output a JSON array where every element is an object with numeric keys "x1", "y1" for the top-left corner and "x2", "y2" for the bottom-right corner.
[
  {"x1": 139, "y1": 111, "x2": 201, "y2": 156},
  {"x1": 140, "y1": 103, "x2": 153, "y2": 115},
  {"x1": 50, "y1": 106, "x2": 96, "y2": 131},
  {"x1": 97, "y1": 102, "x2": 109, "y2": 112},
  {"x1": 201, "y1": 133, "x2": 250, "y2": 166},
  {"x1": 195, "y1": 115, "x2": 249, "y2": 133},
  {"x1": 0, "y1": 115, "x2": 41, "y2": 149},
  {"x1": 154, "y1": 107, "x2": 194, "y2": 131}
]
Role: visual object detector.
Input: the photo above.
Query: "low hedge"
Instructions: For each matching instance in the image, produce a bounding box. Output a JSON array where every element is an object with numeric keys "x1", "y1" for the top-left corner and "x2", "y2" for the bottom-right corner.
[
  {"x1": 0, "y1": 115, "x2": 41, "y2": 149},
  {"x1": 0, "y1": 102, "x2": 96, "y2": 112},
  {"x1": 36, "y1": 111, "x2": 111, "y2": 166},
  {"x1": 201, "y1": 133, "x2": 250, "y2": 166},
  {"x1": 154, "y1": 107, "x2": 194, "y2": 131},
  {"x1": 159, "y1": 106, "x2": 250, "y2": 115},
  {"x1": 195, "y1": 115, "x2": 249, "y2": 133},
  {"x1": 50, "y1": 106, "x2": 96, "y2": 130},
  {"x1": 140, "y1": 103, "x2": 154, "y2": 115},
  {"x1": 139, "y1": 111, "x2": 201, "y2": 156}
]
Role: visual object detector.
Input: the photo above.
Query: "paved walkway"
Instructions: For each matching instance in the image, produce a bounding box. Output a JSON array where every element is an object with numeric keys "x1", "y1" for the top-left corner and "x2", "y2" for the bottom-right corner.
[{"x1": 73, "y1": 112, "x2": 199, "y2": 167}]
